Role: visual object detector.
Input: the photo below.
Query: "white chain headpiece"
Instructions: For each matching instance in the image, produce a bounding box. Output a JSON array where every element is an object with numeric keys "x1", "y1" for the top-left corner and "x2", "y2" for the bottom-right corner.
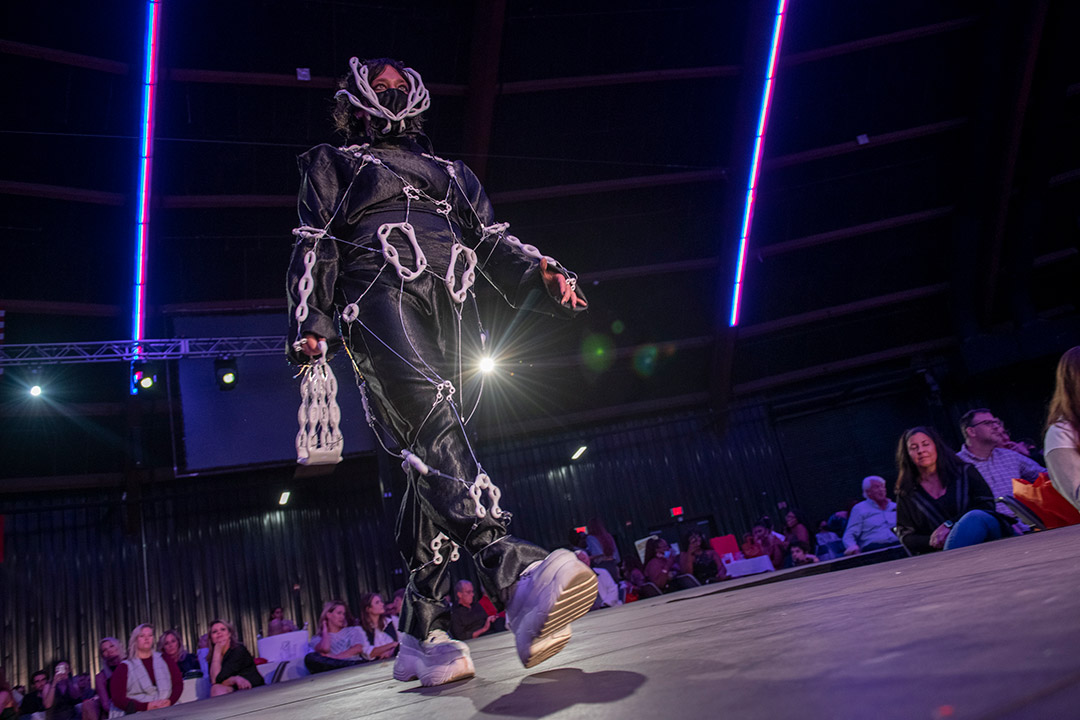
[{"x1": 335, "y1": 57, "x2": 430, "y2": 134}]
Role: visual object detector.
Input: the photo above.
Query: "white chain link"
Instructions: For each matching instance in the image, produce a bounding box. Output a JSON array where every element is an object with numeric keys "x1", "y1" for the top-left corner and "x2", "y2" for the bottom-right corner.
[
  {"x1": 428, "y1": 532, "x2": 461, "y2": 565},
  {"x1": 468, "y1": 473, "x2": 504, "y2": 520},
  {"x1": 377, "y1": 222, "x2": 428, "y2": 281},
  {"x1": 444, "y1": 243, "x2": 477, "y2": 303}
]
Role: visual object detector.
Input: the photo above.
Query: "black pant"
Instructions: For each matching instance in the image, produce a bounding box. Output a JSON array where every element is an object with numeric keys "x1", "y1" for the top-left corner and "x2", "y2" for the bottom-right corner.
[{"x1": 341, "y1": 268, "x2": 547, "y2": 640}]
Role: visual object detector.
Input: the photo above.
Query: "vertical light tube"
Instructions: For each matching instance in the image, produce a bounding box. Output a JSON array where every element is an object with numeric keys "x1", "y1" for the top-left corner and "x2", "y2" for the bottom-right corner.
[
  {"x1": 729, "y1": 0, "x2": 788, "y2": 327},
  {"x1": 132, "y1": 0, "x2": 161, "y2": 390}
]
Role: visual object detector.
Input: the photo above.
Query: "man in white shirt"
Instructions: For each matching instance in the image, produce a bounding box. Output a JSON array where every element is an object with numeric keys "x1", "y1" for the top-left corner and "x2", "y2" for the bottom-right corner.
[
  {"x1": 843, "y1": 476, "x2": 900, "y2": 554},
  {"x1": 956, "y1": 409, "x2": 1044, "y2": 515}
]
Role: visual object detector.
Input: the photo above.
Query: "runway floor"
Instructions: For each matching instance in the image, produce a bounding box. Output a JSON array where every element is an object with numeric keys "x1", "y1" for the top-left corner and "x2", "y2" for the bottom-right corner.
[{"x1": 153, "y1": 525, "x2": 1080, "y2": 720}]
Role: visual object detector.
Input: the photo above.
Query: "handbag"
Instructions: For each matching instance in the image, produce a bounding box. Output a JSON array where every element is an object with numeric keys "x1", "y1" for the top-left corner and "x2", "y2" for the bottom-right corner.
[{"x1": 1012, "y1": 472, "x2": 1080, "y2": 529}]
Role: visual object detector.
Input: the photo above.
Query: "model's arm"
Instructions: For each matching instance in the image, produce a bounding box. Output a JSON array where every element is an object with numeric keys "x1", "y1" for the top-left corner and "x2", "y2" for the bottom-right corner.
[
  {"x1": 453, "y1": 161, "x2": 587, "y2": 315},
  {"x1": 287, "y1": 145, "x2": 346, "y2": 363}
]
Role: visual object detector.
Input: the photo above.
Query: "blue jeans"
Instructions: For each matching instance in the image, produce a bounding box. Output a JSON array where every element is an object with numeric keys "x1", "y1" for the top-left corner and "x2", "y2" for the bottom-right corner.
[{"x1": 943, "y1": 510, "x2": 1005, "y2": 550}]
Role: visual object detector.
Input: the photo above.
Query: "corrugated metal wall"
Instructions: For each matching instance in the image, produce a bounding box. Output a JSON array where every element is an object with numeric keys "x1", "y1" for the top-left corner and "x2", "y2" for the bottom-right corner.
[
  {"x1": 478, "y1": 407, "x2": 795, "y2": 553},
  {"x1": 0, "y1": 406, "x2": 796, "y2": 685}
]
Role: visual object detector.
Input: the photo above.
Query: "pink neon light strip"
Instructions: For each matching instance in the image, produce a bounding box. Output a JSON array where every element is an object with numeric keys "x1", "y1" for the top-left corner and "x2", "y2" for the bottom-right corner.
[
  {"x1": 729, "y1": 0, "x2": 788, "y2": 327},
  {"x1": 132, "y1": 0, "x2": 161, "y2": 360}
]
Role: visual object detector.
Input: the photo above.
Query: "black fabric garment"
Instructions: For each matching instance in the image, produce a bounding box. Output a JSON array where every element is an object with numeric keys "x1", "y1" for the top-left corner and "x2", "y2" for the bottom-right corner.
[
  {"x1": 286, "y1": 137, "x2": 583, "y2": 641},
  {"x1": 896, "y1": 464, "x2": 1013, "y2": 553},
  {"x1": 450, "y1": 602, "x2": 489, "y2": 640},
  {"x1": 175, "y1": 653, "x2": 201, "y2": 675},
  {"x1": 214, "y1": 645, "x2": 264, "y2": 688}
]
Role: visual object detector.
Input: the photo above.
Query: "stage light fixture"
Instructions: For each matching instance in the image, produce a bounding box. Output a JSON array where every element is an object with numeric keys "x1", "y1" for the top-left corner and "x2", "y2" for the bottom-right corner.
[
  {"x1": 479, "y1": 356, "x2": 495, "y2": 374},
  {"x1": 215, "y1": 358, "x2": 238, "y2": 390},
  {"x1": 278, "y1": 491, "x2": 291, "y2": 506},
  {"x1": 571, "y1": 446, "x2": 587, "y2": 460},
  {"x1": 30, "y1": 385, "x2": 42, "y2": 397},
  {"x1": 132, "y1": 362, "x2": 161, "y2": 393}
]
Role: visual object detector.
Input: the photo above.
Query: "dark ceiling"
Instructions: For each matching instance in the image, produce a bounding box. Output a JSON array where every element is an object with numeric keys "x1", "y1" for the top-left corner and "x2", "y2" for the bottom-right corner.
[{"x1": 1, "y1": 0, "x2": 1078, "y2": 480}]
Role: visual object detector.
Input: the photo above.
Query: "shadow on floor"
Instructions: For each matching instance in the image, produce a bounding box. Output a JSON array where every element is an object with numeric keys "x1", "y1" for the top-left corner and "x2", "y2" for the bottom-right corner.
[{"x1": 477, "y1": 668, "x2": 646, "y2": 718}]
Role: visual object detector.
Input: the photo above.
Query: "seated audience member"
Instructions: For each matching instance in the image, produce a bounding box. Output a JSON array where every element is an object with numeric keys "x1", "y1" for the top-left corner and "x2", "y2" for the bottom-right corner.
[
  {"x1": 43, "y1": 659, "x2": 87, "y2": 720},
  {"x1": 385, "y1": 588, "x2": 406, "y2": 632},
  {"x1": 752, "y1": 524, "x2": 785, "y2": 569},
  {"x1": 585, "y1": 517, "x2": 622, "y2": 581},
  {"x1": 208, "y1": 620, "x2": 263, "y2": 697},
  {"x1": 1045, "y1": 347, "x2": 1080, "y2": 512},
  {"x1": 740, "y1": 532, "x2": 764, "y2": 559},
  {"x1": 157, "y1": 630, "x2": 201, "y2": 675},
  {"x1": 81, "y1": 637, "x2": 125, "y2": 720},
  {"x1": 895, "y1": 426, "x2": 1014, "y2": 554},
  {"x1": 16, "y1": 670, "x2": 46, "y2": 717},
  {"x1": 567, "y1": 529, "x2": 588, "y2": 552},
  {"x1": 451, "y1": 580, "x2": 497, "y2": 640},
  {"x1": 573, "y1": 550, "x2": 621, "y2": 608},
  {"x1": 782, "y1": 510, "x2": 813, "y2": 550},
  {"x1": 305, "y1": 601, "x2": 368, "y2": 673},
  {"x1": 678, "y1": 531, "x2": 726, "y2": 584},
  {"x1": 266, "y1": 607, "x2": 299, "y2": 637},
  {"x1": 789, "y1": 542, "x2": 819, "y2": 565},
  {"x1": 110, "y1": 624, "x2": 183, "y2": 713},
  {"x1": 1, "y1": 667, "x2": 17, "y2": 720},
  {"x1": 843, "y1": 476, "x2": 900, "y2": 554},
  {"x1": 617, "y1": 553, "x2": 648, "y2": 602},
  {"x1": 356, "y1": 593, "x2": 399, "y2": 660},
  {"x1": 642, "y1": 537, "x2": 676, "y2": 591},
  {"x1": 957, "y1": 408, "x2": 1045, "y2": 515}
]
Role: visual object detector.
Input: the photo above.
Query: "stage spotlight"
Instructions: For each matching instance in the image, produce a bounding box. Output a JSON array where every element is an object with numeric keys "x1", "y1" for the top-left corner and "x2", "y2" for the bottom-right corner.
[
  {"x1": 571, "y1": 445, "x2": 587, "y2": 460},
  {"x1": 278, "y1": 491, "x2": 291, "y2": 506},
  {"x1": 479, "y1": 356, "x2": 495, "y2": 374},
  {"x1": 30, "y1": 385, "x2": 42, "y2": 397},
  {"x1": 215, "y1": 358, "x2": 238, "y2": 390},
  {"x1": 131, "y1": 362, "x2": 161, "y2": 394}
]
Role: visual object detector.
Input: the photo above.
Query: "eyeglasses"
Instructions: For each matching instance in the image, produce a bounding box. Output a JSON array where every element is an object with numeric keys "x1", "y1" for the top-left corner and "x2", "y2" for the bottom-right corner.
[{"x1": 970, "y1": 418, "x2": 1003, "y2": 428}]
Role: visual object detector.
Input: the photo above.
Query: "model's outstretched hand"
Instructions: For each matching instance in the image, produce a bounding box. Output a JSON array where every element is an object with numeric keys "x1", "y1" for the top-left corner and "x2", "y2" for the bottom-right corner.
[
  {"x1": 299, "y1": 333, "x2": 326, "y2": 357},
  {"x1": 540, "y1": 258, "x2": 587, "y2": 309}
]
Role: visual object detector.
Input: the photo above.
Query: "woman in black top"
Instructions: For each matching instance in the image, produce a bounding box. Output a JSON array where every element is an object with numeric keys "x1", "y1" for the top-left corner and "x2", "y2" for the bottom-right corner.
[
  {"x1": 208, "y1": 620, "x2": 264, "y2": 697},
  {"x1": 158, "y1": 630, "x2": 202, "y2": 675},
  {"x1": 895, "y1": 426, "x2": 1014, "y2": 553}
]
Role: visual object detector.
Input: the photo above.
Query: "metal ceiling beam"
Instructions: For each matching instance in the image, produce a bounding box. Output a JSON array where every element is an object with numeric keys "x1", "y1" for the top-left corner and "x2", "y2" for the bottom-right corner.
[
  {"x1": 981, "y1": 0, "x2": 1049, "y2": 325},
  {"x1": 0, "y1": 39, "x2": 129, "y2": 74},
  {"x1": 757, "y1": 207, "x2": 953, "y2": 258},
  {"x1": 781, "y1": 17, "x2": 977, "y2": 67},
  {"x1": 737, "y1": 283, "x2": 950, "y2": 339},
  {"x1": 499, "y1": 66, "x2": 739, "y2": 94},
  {"x1": 489, "y1": 168, "x2": 726, "y2": 204},
  {"x1": 0, "y1": 336, "x2": 285, "y2": 367},
  {"x1": 461, "y1": 0, "x2": 506, "y2": 182},
  {"x1": 0, "y1": 180, "x2": 125, "y2": 205},
  {"x1": 165, "y1": 67, "x2": 466, "y2": 96},
  {"x1": 732, "y1": 338, "x2": 956, "y2": 396},
  {"x1": 764, "y1": 118, "x2": 967, "y2": 170}
]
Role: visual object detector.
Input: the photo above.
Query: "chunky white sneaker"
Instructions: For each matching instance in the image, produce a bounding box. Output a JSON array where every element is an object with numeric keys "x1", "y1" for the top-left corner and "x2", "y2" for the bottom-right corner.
[
  {"x1": 393, "y1": 630, "x2": 475, "y2": 686},
  {"x1": 506, "y1": 549, "x2": 599, "y2": 668}
]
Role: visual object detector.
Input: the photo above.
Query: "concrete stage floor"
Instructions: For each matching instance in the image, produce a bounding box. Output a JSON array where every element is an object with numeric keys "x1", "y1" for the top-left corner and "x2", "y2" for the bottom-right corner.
[{"x1": 156, "y1": 526, "x2": 1080, "y2": 720}]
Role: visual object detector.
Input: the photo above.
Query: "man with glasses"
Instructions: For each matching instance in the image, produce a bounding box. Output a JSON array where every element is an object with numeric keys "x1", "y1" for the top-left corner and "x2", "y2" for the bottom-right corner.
[{"x1": 957, "y1": 409, "x2": 1045, "y2": 516}]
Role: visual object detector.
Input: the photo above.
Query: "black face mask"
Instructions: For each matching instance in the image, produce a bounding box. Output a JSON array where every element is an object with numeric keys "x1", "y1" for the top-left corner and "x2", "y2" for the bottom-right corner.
[{"x1": 376, "y1": 88, "x2": 408, "y2": 116}]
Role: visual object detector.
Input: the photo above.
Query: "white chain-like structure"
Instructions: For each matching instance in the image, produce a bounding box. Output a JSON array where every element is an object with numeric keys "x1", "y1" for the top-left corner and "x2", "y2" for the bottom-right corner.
[
  {"x1": 295, "y1": 340, "x2": 343, "y2": 465},
  {"x1": 468, "y1": 473, "x2": 504, "y2": 520},
  {"x1": 335, "y1": 57, "x2": 430, "y2": 134},
  {"x1": 428, "y1": 531, "x2": 461, "y2": 565},
  {"x1": 378, "y1": 222, "x2": 428, "y2": 281},
  {"x1": 445, "y1": 243, "x2": 478, "y2": 303}
]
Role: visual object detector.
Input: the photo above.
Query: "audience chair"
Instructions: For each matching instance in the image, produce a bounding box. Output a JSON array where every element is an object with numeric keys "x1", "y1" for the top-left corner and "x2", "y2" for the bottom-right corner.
[
  {"x1": 997, "y1": 496, "x2": 1047, "y2": 532},
  {"x1": 637, "y1": 582, "x2": 663, "y2": 599}
]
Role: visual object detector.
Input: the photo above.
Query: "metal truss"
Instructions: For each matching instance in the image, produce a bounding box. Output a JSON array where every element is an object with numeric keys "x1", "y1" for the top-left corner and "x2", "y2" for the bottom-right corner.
[{"x1": 0, "y1": 336, "x2": 286, "y2": 367}]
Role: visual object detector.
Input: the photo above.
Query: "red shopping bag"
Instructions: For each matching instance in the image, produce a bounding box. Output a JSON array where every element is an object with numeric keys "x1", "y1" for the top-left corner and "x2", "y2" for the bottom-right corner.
[{"x1": 1013, "y1": 473, "x2": 1080, "y2": 529}]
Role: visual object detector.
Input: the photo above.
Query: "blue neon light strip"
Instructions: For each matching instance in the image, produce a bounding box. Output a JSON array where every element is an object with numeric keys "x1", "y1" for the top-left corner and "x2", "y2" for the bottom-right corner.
[
  {"x1": 729, "y1": 0, "x2": 788, "y2": 327},
  {"x1": 132, "y1": 0, "x2": 161, "y2": 374}
]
